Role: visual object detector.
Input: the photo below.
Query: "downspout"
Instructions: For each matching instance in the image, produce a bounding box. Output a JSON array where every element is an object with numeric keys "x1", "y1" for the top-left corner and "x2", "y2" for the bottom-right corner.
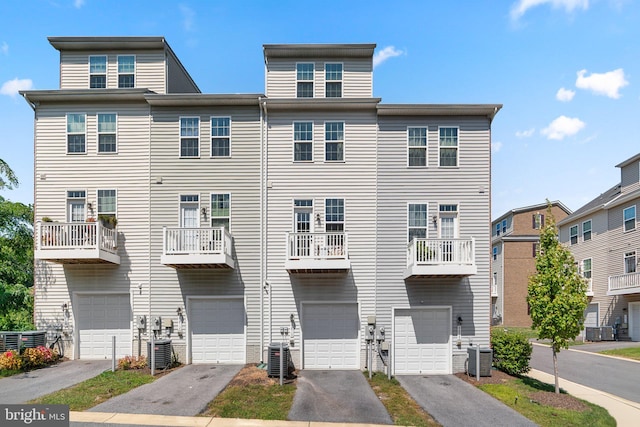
[{"x1": 259, "y1": 96, "x2": 265, "y2": 361}]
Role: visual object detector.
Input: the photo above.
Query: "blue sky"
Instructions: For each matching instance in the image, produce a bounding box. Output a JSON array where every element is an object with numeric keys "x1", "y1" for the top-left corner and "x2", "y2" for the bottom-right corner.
[{"x1": 0, "y1": 0, "x2": 638, "y2": 219}]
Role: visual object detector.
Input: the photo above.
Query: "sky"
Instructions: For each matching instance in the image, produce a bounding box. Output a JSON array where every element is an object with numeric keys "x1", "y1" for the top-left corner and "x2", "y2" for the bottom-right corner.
[{"x1": 0, "y1": 0, "x2": 638, "y2": 220}]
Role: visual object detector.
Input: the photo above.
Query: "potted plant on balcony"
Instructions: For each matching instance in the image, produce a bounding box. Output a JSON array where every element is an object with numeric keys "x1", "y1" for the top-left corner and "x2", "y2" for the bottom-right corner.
[{"x1": 98, "y1": 214, "x2": 118, "y2": 229}]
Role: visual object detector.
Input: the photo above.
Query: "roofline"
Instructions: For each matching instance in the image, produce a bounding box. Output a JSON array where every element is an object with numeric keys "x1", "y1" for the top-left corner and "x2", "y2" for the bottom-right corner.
[
  {"x1": 20, "y1": 89, "x2": 152, "y2": 107},
  {"x1": 492, "y1": 200, "x2": 572, "y2": 224},
  {"x1": 616, "y1": 152, "x2": 640, "y2": 168},
  {"x1": 377, "y1": 104, "x2": 502, "y2": 120},
  {"x1": 263, "y1": 44, "x2": 376, "y2": 59},
  {"x1": 48, "y1": 36, "x2": 167, "y2": 51},
  {"x1": 145, "y1": 93, "x2": 263, "y2": 107},
  {"x1": 264, "y1": 98, "x2": 381, "y2": 111}
]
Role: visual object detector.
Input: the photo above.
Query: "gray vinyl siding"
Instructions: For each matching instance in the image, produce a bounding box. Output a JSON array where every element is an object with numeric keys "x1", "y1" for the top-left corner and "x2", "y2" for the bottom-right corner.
[
  {"x1": 621, "y1": 162, "x2": 640, "y2": 191},
  {"x1": 491, "y1": 242, "x2": 503, "y2": 323},
  {"x1": 266, "y1": 58, "x2": 372, "y2": 98},
  {"x1": 166, "y1": 52, "x2": 199, "y2": 93},
  {"x1": 59, "y1": 51, "x2": 166, "y2": 93}
]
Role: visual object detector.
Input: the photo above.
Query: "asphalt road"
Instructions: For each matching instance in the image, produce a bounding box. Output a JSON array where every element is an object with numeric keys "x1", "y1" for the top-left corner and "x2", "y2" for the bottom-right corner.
[{"x1": 531, "y1": 343, "x2": 640, "y2": 403}]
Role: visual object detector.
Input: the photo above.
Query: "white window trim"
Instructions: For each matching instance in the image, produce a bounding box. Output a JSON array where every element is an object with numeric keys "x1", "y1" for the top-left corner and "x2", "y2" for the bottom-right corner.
[
  {"x1": 293, "y1": 121, "x2": 314, "y2": 163},
  {"x1": 97, "y1": 112, "x2": 118, "y2": 154},
  {"x1": 582, "y1": 219, "x2": 592, "y2": 241},
  {"x1": 88, "y1": 55, "x2": 107, "y2": 89},
  {"x1": 324, "y1": 62, "x2": 343, "y2": 98},
  {"x1": 406, "y1": 126, "x2": 428, "y2": 168},
  {"x1": 179, "y1": 116, "x2": 201, "y2": 158},
  {"x1": 324, "y1": 121, "x2": 345, "y2": 163},
  {"x1": 66, "y1": 113, "x2": 87, "y2": 155},
  {"x1": 624, "y1": 251, "x2": 637, "y2": 274},
  {"x1": 623, "y1": 205, "x2": 636, "y2": 233},
  {"x1": 292, "y1": 198, "x2": 315, "y2": 233},
  {"x1": 325, "y1": 197, "x2": 345, "y2": 232},
  {"x1": 210, "y1": 192, "x2": 231, "y2": 231},
  {"x1": 438, "y1": 203, "x2": 460, "y2": 239},
  {"x1": 570, "y1": 224, "x2": 579, "y2": 245},
  {"x1": 117, "y1": 54, "x2": 136, "y2": 88},
  {"x1": 438, "y1": 126, "x2": 460, "y2": 168},
  {"x1": 96, "y1": 189, "x2": 118, "y2": 217},
  {"x1": 296, "y1": 62, "x2": 315, "y2": 98},
  {"x1": 178, "y1": 194, "x2": 201, "y2": 228},
  {"x1": 210, "y1": 116, "x2": 232, "y2": 158},
  {"x1": 581, "y1": 258, "x2": 592, "y2": 277},
  {"x1": 407, "y1": 202, "x2": 429, "y2": 242},
  {"x1": 66, "y1": 189, "x2": 88, "y2": 222}
]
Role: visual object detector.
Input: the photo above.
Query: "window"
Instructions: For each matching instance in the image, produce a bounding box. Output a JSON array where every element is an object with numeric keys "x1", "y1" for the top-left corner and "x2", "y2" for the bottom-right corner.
[
  {"x1": 533, "y1": 242, "x2": 540, "y2": 257},
  {"x1": 495, "y1": 223, "x2": 501, "y2": 236},
  {"x1": 97, "y1": 113, "x2": 117, "y2": 153},
  {"x1": 581, "y1": 258, "x2": 592, "y2": 280},
  {"x1": 624, "y1": 206, "x2": 636, "y2": 232},
  {"x1": 296, "y1": 63, "x2": 314, "y2": 98},
  {"x1": 293, "y1": 122, "x2": 313, "y2": 162},
  {"x1": 408, "y1": 204, "x2": 428, "y2": 242},
  {"x1": 502, "y1": 219, "x2": 507, "y2": 234},
  {"x1": 570, "y1": 225, "x2": 578, "y2": 245},
  {"x1": 439, "y1": 127, "x2": 458, "y2": 167},
  {"x1": 325, "y1": 122, "x2": 344, "y2": 161},
  {"x1": 180, "y1": 117, "x2": 200, "y2": 157},
  {"x1": 582, "y1": 220, "x2": 592, "y2": 241},
  {"x1": 67, "y1": 190, "x2": 86, "y2": 222},
  {"x1": 493, "y1": 246, "x2": 497, "y2": 260},
  {"x1": 211, "y1": 193, "x2": 230, "y2": 229},
  {"x1": 67, "y1": 113, "x2": 86, "y2": 153},
  {"x1": 407, "y1": 127, "x2": 427, "y2": 167},
  {"x1": 117, "y1": 55, "x2": 135, "y2": 88},
  {"x1": 89, "y1": 56, "x2": 107, "y2": 88},
  {"x1": 211, "y1": 117, "x2": 231, "y2": 157},
  {"x1": 97, "y1": 189, "x2": 116, "y2": 219},
  {"x1": 325, "y1": 199, "x2": 344, "y2": 232},
  {"x1": 533, "y1": 213, "x2": 545, "y2": 229},
  {"x1": 625, "y1": 252, "x2": 637, "y2": 274},
  {"x1": 325, "y1": 63, "x2": 342, "y2": 98}
]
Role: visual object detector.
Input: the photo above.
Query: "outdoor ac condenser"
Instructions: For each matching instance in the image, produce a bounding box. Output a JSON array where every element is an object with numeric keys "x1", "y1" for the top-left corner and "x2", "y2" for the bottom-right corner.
[{"x1": 267, "y1": 342, "x2": 295, "y2": 378}]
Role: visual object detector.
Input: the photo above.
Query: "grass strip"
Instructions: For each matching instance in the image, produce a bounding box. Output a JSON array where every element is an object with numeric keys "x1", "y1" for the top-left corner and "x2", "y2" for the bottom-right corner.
[
  {"x1": 202, "y1": 383, "x2": 296, "y2": 420},
  {"x1": 599, "y1": 346, "x2": 640, "y2": 361},
  {"x1": 29, "y1": 370, "x2": 155, "y2": 411},
  {"x1": 0, "y1": 369, "x2": 22, "y2": 378}
]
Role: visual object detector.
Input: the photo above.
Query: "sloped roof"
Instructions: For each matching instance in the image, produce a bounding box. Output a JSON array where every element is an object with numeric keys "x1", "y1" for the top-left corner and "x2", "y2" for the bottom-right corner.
[{"x1": 557, "y1": 184, "x2": 621, "y2": 226}]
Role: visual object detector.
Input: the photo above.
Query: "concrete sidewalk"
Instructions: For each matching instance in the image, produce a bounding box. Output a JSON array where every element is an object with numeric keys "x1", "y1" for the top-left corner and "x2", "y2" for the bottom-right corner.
[{"x1": 528, "y1": 368, "x2": 640, "y2": 427}]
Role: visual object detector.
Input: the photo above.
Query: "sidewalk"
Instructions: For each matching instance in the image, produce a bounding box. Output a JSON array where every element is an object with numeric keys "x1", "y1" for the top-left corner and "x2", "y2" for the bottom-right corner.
[{"x1": 528, "y1": 369, "x2": 640, "y2": 427}]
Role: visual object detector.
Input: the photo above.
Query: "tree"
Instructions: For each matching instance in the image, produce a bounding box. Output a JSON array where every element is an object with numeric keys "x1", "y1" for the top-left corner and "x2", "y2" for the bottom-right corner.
[
  {"x1": 0, "y1": 158, "x2": 19, "y2": 190},
  {"x1": 527, "y1": 205, "x2": 588, "y2": 393}
]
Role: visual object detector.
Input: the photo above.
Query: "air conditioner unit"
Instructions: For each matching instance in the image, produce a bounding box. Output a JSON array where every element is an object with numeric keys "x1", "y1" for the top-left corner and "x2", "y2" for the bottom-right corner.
[
  {"x1": 267, "y1": 342, "x2": 295, "y2": 378},
  {"x1": 467, "y1": 347, "x2": 492, "y2": 377},
  {"x1": 585, "y1": 327, "x2": 601, "y2": 342},
  {"x1": 147, "y1": 339, "x2": 172, "y2": 369},
  {"x1": 600, "y1": 326, "x2": 614, "y2": 341},
  {"x1": 0, "y1": 333, "x2": 20, "y2": 352},
  {"x1": 20, "y1": 331, "x2": 47, "y2": 348}
]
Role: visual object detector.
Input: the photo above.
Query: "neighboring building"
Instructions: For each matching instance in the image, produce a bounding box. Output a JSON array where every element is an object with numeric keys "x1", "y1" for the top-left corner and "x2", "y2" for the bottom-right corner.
[
  {"x1": 22, "y1": 37, "x2": 501, "y2": 374},
  {"x1": 558, "y1": 153, "x2": 640, "y2": 341},
  {"x1": 491, "y1": 201, "x2": 571, "y2": 327}
]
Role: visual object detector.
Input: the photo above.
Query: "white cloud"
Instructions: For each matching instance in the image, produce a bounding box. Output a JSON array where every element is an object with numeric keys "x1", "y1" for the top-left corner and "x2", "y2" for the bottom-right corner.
[
  {"x1": 491, "y1": 141, "x2": 503, "y2": 153},
  {"x1": 1, "y1": 42, "x2": 7, "y2": 55},
  {"x1": 0, "y1": 78, "x2": 34, "y2": 97},
  {"x1": 556, "y1": 87, "x2": 575, "y2": 101},
  {"x1": 541, "y1": 115, "x2": 585, "y2": 140},
  {"x1": 510, "y1": 0, "x2": 589, "y2": 20},
  {"x1": 179, "y1": 4, "x2": 196, "y2": 32},
  {"x1": 515, "y1": 128, "x2": 535, "y2": 138},
  {"x1": 74, "y1": 0, "x2": 85, "y2": 8},
  {"x1": 575, "y1": 68, "x2": 628, "y2": 99},
  {"x1": 373, "y1": 46, "x2": 404, "y2": 68}
]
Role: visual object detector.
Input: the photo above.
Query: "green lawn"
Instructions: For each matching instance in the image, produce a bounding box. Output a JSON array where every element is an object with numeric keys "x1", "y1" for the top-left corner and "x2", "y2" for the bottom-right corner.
[
  {"x1": 599, "y1": 346, "x2": 640, "y2": 361},
  {"x1": 0, "y1": 369, "x2": 21, "y2": 378},
  {"x1": 493, "y1": 326, "x2": 538, "y2": 340},
  {"x1": 202, "y1": 382, "x2": 296, "y2": 419}
]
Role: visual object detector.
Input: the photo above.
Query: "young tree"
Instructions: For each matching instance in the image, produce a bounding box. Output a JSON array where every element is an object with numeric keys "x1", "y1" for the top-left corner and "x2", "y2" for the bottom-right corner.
[
  {"x1": 527, "y1": 206, "x2": 588, "y2": 393},
  {"x1": 0, "y1": 158, "x2": 19, "y2": 190}
]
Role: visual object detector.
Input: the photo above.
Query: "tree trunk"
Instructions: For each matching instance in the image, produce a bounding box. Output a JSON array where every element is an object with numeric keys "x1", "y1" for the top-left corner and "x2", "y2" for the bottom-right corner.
[{"x1": 552, "y1": 345, "x2": 559, "y2": 394}]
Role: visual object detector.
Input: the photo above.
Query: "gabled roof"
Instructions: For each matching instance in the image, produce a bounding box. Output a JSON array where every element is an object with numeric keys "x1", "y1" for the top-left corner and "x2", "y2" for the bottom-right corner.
[
  {"x1": 492, "y1": 200, "x2": 571, "y2": 225},
  {"x1": 616, "y1": 152, "x2": 640, "y2": 168},
  {"x1": 557, "y1": 184, "x2": 621, "y2": 226}
]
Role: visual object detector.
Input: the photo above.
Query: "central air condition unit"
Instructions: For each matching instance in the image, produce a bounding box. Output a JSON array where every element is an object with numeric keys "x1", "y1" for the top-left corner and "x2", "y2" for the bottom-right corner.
[
  {"x1": 585, "y1": 327, "x2": 601, "y2": 342},
  {"x1": 147, "y1": 339, "x2": 172, "y2": 369},
  {"x1": 467, "y1": 347, "x2": 492, "y2": 377},
  {"x1": 600, "y1": 326, "x2": 614, "y2": 341},
  {"x1": 267, "y1": 342, "x2": 295, "y2": 378},
  {"x1": 20, "y1": 331, "x2": 47, "y2": 348},
  {"x1": 0, "y1": 333, "x2": 19, "y2": 352},
  {"x1": 0, "y1": 331, "x2": 47, "y2": 351}
]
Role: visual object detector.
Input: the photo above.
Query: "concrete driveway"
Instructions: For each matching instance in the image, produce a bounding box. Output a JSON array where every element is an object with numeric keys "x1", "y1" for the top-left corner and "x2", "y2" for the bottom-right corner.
[
  {"x1": 288, "y1": 370, "x2": 393, "y2": 425},
  {"x1": 0, "y1": 359, "x2": 110, "y2": 404},
  {"x1": 89, "y1": 364, "x2": 242, "y2": 416},
  {"x1": 398, "y1": 375, "x2": 537, "y2": 427}
]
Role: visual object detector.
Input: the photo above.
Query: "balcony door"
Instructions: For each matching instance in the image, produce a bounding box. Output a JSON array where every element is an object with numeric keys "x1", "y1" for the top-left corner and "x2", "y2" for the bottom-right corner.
[
  {"x1": 438, "y1": 204, "x2": 458, "y2": 262},
  {"x1": 67, "y1": 191, "x2": 86, "y2": 246},
  {"x1": 294, "y1": 200, "x2": 313, "y2": 258},
  {"x1": 179, "y1": 195, "x2": 200, "y2": 252}
]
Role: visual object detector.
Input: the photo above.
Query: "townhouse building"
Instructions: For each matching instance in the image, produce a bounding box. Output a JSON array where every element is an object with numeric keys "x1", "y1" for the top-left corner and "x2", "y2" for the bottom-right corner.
[
  {"x1": 491, "y1": 202, "x2": 571, "y2": 327},
  {"x1": 22, "y1": 37, "x2": 501, "y2": 374},
  {"x1": 558, "y1": 153, "x2": 640, "y2": 341}
]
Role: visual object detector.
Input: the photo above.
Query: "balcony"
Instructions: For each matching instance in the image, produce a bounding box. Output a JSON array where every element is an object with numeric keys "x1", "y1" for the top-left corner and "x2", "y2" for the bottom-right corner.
[
  {"x1": 161, "y1": 227, "x2": 234, "y2": 269},
  {"x1": 608, "y1": 272, "x2": 640, "y2": 296},
  {"x1": 404, "y1": 238, "x2": 476, "y2": 279},
  {"x1": 35, "y1": 221, "x2": 120, "y2": 264},
  {"x1": 285, "y1": 232, "x2": 350, "y2": 273},
  {"x1": 586, "y1": 279, "x2": 594, "y2": 296}
]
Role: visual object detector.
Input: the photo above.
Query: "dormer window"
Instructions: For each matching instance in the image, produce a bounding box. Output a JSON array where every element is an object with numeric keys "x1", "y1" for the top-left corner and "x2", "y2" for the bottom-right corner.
[
  {"x1": 325, "y1": 63, "x2": 342, "y2": 98},
  {"x1": 118, "y1": 55, "x2": 135, "y2": 88},
  {"x1": 89, "y1": 56, "x2": 107, "y2": 88},
  {"x1": 296, "y1": 63, "x2": 314, "y2": 98}
]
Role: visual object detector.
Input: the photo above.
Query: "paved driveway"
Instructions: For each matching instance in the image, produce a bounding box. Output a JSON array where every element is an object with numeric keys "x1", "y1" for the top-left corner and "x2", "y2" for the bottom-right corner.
[
  {"x1": 398, "y1": 375, "x2": 537, "y2": 427},
  {"x1": 0, "y1": 360, "x2": 110, "y2": 404},
  {"x1": 288, "y1": 370, "x2": 393, "y2": 425},
  {"x1": 89, "y1": 364, "x2": 242, "y2": 416}
]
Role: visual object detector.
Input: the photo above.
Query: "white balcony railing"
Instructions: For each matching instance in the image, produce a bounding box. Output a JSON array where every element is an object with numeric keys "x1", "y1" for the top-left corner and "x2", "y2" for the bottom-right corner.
[
  {"x1": 161, "y1": 227, "x2": 234, "y2": 268},
  {"x1": 404, "y1": 238, "x2": 476, "y2": 278},
  {"x1": 285, "y1": 232, "x2": 350, "y2": 272},
  {"x1": 608, "y1": 272, "x2": 640, "y2": 296},
  {"x1": 35, "y1": 221, "x2": 119, "y2": 264}
]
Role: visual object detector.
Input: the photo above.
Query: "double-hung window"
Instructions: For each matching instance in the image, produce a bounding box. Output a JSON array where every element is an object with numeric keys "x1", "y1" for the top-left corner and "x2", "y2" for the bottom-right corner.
[
  {"x1": 117, "y1": 55, "x2": 135, "y2": 88},
  {"x1": 408, "y1": 203, "x2": 428, "y2": 242},
  {"x1": 439, "y1": 127, "x2": 458, "y2": 167},
  {"x1": 493, "y1": 246, "x2": 498, "y2": 260},
  {"x1": 97, "y1": 189, "x2": 117, "y2": 220},
  {"x1": 325, "y1": 122, "x2": 344, "y2": 161},
  {"x1": 625, "y1": 251, "x2": 637, "y2": 274},
  {"x1": 325, "y1": 199, "x2": 344, "y2": 232},
  {"x1": 180, "y1": 117, "x2": 200, "y2": 157},
  {"x1": 570, "y1": 225, "x2": 578, "y2": 245},
  {"x1": 97, "y1": 113, "x2": 117, "y2": 153},
  {"x1": 501, "y1": 219, "x2": 507, "y2": 235},
  {"x1": 495, "y1": 223, "x2": 501, "y2": 236},
  {"x1": 211, "y1": 117, "x2": 231, "y2": 157},
  {"x1": 533, "y1": 213, "x2": 545, "y2": 229},
  {"x1": 89, "y1": 56, "x2": 107, "y2": 88},
  {"x1": 624, "y1": 206, "x2": 636, "y2": 232},
  {"x1": 533, "y1": 242, "x2": 540, "y2": 257},
  {"x1": 325, "y1": 63, "x2": 342, "y2": 98},
  {"x1": 211, "y1": 193, "x2": 230, "y2": 230},
  {"x1": 582, "y1": 219, "x2": 592, "y2": 241},
  {"x1": 293, "y1": 122, "x2": 313, "y2": 162},
  {"x1": 296, "y1": 63, "x2": 314, "y2": 98},
  {"x1": 67, "y1": 113, "x2": 86, "y2": 154},
  {"x1": 407, "y1": 127, "x2": 427, "y2": 167}
]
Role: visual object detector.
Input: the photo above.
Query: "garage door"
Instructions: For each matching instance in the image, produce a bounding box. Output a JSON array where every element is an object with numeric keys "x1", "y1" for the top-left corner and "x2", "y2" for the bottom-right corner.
[
  {"x1": 303, "y1": 303, "x2": 359, "y2": 369},
  {"x1": 394, "y1": 307, "x2": 451, "y2": 375},
  {"x1": 190, "y1": 298, "x2": 245, "y2": 364},
  {"x1": 630, "y1": 302, "x2": 640, "y2": 341},
  {"x1": 77, "y1": 294, "x2": 131, "y2": 359}
]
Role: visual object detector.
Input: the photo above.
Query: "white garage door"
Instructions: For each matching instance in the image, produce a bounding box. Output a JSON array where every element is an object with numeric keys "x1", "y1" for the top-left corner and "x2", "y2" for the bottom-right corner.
[
  {"x1": 394, "y1": 307, "x2": 451, "y2": 375},
  {"x1": 303, "y1": 303, "x2": 359, "y2": 369},
  {"x1": 77, "y1": 294, "x2": 131, "y2": 359},
  {"x1": 190, "y1": 298, "x2": 245, "y2": 364}
]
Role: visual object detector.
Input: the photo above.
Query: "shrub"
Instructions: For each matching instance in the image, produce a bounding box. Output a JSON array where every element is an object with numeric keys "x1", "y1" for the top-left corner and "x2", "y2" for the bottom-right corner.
[
  {"x1": 491, "y1": 328, "x2": 532, "y2": 375},
  {"x1": 22, "y1": 346, "x2": 57, "y2": 369},
  {"x1": 117, "y1": 355, "x2": 147, "y2": 370},
  {"x1": 0, "y1": 350, "x2": 24, "y2": 371}
]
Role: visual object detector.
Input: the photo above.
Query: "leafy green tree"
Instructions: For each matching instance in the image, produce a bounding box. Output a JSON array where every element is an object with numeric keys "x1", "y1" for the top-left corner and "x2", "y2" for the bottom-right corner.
[
  {"x1": 0, "y1": 158, "x2": 19, "y2": 190},
  {"x1": 527, "y1": 206, "x2": 588, "y2": 393}
]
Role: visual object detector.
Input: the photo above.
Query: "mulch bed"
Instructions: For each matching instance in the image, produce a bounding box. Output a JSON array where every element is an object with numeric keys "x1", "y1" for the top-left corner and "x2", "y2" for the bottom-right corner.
[{"x1": 227, "y1": 364, "x2": 297, "y2": 387}]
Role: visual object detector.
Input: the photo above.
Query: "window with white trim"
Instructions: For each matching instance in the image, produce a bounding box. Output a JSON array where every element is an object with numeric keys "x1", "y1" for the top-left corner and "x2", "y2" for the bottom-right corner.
[
  {"x1": 89, "y1": 56, "x2": 107, "y2": 88},
  {"x1": 533, "y1": 242, "x2": 540, "y2": 257},
  {"x1": 493, "y1": 246, "x2": 497, "y2": 260},
  {"x1": 97, "y1": 189, "x2": 117, "y2": 219},
  {"x1": 325, "y1": 63, "x2": 342, "y2": 98},
  {"x1": 581, "y1": 258, "x2": 592, "y2": 280},
  {"x1": 67, "y1": 190, "x2": 86, "y2": 222},
  {"x1": 582, "y1": 219, "x2": 592, "y2": 241},
  {"x1": 67, "y1": 113, "x2": 86, "y2": 154},
  {"x1": 408, "y1": 203, "x2": 428, "y2": 242},
  {"x1": 296, "y1": 63, "x2": 314, "y2": 98},
  {"x1": 117, "y1": 55, "x2": 135, "y2": 88},
  {"x1": 407, "y1": 127, "x2": 427, "y2": 167},
  {"x1": 97, "y1": 113, "x2": 117, "y2": 153},
  {"x1": 325, "y1": 122, "x2": 344, "y2": 161},
  {"x1": 325, "y1": 198, "x2": 344, "y2": 232},
  {"x1": 180, "y1": 117, "x2": 200, "y2": 157},
  {"x1": 495, "y1": 223, "x2": 501, "y2": 236},
  {"x1": 570, "y1": 225, "x2": 578, "y2": 245},
  {"x1": 533, "y1": 213, "x2": 545, "y2": 229},
  {"x1": 625, "y1": 251, "x2": 636, "y2": 274},
  {"x1": 624, "y1": 206, "x2": 636, "y2": 232},
  {"x1": 294, "y1": 122, "x2": 313, "y2": 162},
  {"x1": 439, "y1": 127, "x2": 458, "y2": 167},
  {"x1": 211, "y1": 117, "x2": 231, "y2": 157},
  {"x1": 501, "y1": 219, "x2": 507, "y2": 235},
  {"x1": 211, "y1": 193, "x2": 230, "y2": 230}
]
